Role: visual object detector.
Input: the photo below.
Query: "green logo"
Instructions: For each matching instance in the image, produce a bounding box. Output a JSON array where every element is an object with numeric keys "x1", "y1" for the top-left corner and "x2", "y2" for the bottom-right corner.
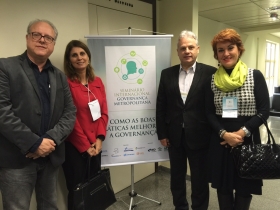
[{"x1": 114, "y1": 50, "x2": 148, "y2": 84}]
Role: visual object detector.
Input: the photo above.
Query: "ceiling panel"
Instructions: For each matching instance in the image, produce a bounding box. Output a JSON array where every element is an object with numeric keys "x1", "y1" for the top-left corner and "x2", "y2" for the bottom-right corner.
[{"x1": 198, "y1": 0, "x2": 280, "y2": 37}]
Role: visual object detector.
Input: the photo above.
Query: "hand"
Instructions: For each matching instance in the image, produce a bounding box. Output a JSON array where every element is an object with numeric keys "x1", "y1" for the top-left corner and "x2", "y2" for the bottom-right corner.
[
  {"x1": 86, "y1": 139, "x2": 102, "y2": 157},
  {"x1": 220, "y1": 132, "x2": 244, "y2": 147},
  {"x1": 233, "y1": 129, "x2": 246, "y2": 138},
  {"x1": 94, "y1": 139, "x2": 102, "y2": 155},
  {"x1": 26, "y1": 152, "x2": 40, "y2": 159},
  {"x1": 34, "y1": 138, "x2": 56, "y2": 157},
  {"x1": 160, "y1": 138, "x2": 170, "y2": 147},
  {"x1": 86, "y1": 146, "x2": 95, "y2": 157}
]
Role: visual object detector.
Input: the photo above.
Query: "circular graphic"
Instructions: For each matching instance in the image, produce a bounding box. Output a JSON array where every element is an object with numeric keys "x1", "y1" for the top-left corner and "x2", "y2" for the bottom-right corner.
[
  {"x1": 114, "y1": 67, "x2": 120, "y2": 73},
  {"x1": 138, "y1": 68, "x2": 144, "y2": 74},
  {"x1": 114, "y1": 51, "x2": 147, "y2": 84},
  {"x1": 137, "y1": 79, "x2": 143, "y2": 84}
]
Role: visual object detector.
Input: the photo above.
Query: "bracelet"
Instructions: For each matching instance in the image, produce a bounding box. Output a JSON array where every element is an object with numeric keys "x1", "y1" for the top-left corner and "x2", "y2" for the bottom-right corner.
[
  {"x1": 241, "y1": 126, "x2": 251, "y2": 137},
  {"x1": 219, "y1": 129, "x2": 227, "y2": 139},
  {"x1": 218, "y1": 129, "x2": 225, "y2": 136}
]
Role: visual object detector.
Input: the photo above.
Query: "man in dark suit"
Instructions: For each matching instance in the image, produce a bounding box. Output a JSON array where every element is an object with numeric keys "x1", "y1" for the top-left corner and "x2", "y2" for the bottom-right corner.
[
  {"x1": 0, "y1": 19, "x2": 76, "y2": 209},
  {"x1": 156, "y1": 30, "x2": 216, "y2": 210}
]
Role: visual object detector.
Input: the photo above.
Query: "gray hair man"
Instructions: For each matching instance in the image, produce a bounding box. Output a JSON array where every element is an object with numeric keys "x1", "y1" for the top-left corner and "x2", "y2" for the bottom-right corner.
[
  {"x1": 156, "y1": 30, "x2": 216, "y2": 210},
  {"x1": 0, "y1": 19, "x2": 76, "y2": 209}
]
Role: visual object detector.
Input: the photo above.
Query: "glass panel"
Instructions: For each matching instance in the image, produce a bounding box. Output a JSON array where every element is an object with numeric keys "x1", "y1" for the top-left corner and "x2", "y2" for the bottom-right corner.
[
  {"x1": 265, "y1": 79, "x2": 269, "y2": 88},
  {"x1": 270, "y1": 80, "x2": 274, "y2": 95},
  {"x1": 270, "y1": 63, "x2": 274, "y2": 77},
  {"x1": 271, "y1": 44, "x2": 276, "y2": 60},
  {"x1": 266, "y1": 42, "x2": 271, "y2": 59},
  {"x1": 265, "y1": 62, "x2": 270, "y2": 78},
  {"x1": 265, "y1": 41, "x2": 278, "y2": 96}
]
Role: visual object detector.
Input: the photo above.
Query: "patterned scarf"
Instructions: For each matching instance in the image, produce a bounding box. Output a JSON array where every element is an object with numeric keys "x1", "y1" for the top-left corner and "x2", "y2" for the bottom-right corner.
[{"x1": 214, "y1": 60, "x2": 248, "y2": 92}]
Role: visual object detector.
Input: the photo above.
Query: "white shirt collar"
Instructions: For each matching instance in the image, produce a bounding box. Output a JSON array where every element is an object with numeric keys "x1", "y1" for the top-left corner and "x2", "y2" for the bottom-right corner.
[{"x1": 179, "y1": 62, "x2": 197, "y2": 73}]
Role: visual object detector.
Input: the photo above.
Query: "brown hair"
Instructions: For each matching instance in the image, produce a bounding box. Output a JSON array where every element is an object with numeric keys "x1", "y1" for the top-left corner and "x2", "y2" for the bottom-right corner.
[
  {"x1": 64, "y1": 40, "x2": 95, "y2": 82},
  {"x1": 211, "y1": 29, "x2": 245, "y2": 60}
]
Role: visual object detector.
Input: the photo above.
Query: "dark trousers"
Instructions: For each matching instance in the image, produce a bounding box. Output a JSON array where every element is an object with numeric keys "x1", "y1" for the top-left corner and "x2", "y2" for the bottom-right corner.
[
  {"x1": 168, "y1": 131, "x2": 209, "y2": 210},
  {"x1": 62, "y1": 141, "x2": 101, "y2": 210}
]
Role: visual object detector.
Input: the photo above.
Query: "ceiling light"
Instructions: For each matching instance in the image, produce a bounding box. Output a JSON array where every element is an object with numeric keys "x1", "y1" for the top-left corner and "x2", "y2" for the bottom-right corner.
[
  {"x1": 270, "y1": 12, "x2": 278, "y2": 20},
  {"x1": 268, "y1": 6, "x2": 280, "y2": 11}
]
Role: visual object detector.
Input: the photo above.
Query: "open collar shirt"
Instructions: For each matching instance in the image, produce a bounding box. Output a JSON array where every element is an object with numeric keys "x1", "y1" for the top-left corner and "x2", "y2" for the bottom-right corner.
[{"x1": 179, "y1": 62, "x2": 196, "y2": 103}]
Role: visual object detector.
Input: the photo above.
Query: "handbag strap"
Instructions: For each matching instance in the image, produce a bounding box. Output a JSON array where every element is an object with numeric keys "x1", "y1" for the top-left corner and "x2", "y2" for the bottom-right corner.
[
  {"x1": 85, "y1": 156, "x2": 91, "y2": 181},
  {"x1": 256, "y1": 113, "x2": 276, "y2": 145}
]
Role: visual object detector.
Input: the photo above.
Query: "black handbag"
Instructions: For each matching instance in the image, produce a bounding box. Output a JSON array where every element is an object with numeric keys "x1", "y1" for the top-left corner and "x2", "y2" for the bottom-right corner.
[
  {"x1": 232, "y1": 113, "x2": 280, "y2": 179},
  {"x1": 73, "y1": 157, "x2": 116, "y2": 210}
]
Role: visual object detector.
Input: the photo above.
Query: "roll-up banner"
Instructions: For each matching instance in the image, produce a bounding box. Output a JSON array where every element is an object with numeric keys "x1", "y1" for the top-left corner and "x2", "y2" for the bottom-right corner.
[{"x1": 86, "y1": 35, "x2": 173, "y2": 167}]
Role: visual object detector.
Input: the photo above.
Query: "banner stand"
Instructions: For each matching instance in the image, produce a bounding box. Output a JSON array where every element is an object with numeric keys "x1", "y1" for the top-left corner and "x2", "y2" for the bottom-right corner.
[
  {"x1": 118, "y1": 165, "x2": 161, "y2": 209},
  {"x1": 120, "y1": 27, "x2": 161, "y2": 210},
  {"x1": 85, "y1": 27, "x2": 173, "y2": 210}
]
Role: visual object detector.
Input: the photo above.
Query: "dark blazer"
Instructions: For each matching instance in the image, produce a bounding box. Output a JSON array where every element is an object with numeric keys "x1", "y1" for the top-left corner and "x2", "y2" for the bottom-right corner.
[
  {"x1": 156, "y1": 63, "x2": 216, "y2": 150},
  {"x1": 0, "y1": 52, "x2": 76, "y2": 168}
]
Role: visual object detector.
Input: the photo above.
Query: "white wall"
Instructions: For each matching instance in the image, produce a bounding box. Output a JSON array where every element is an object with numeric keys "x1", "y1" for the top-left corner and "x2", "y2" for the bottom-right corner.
[
  {"x1": 197, "y1": 16, "x2": 237, "y2": 68},
  {"x1": 157, "y1": 0, "x2": 199, "y2": 66},
  {"x1": 0, "y1": 0, "x2": 89, "y2": 70},
  {"x1": 198, "y1": 16, "x2": 259, "y2": 70},
  {"x1": 88, "y1": 0, "x2": 153, "y2": 35}
]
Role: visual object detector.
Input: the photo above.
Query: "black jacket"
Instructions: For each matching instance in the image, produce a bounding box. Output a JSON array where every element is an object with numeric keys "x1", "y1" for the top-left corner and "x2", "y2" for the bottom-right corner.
[{"x1": 156, "y1": 62, "x2": 216, "y2": 149}]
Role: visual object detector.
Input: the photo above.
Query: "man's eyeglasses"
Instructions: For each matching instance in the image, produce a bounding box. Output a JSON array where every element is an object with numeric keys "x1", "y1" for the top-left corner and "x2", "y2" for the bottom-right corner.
[{"x1": 29, "y1": 32, "x2": 55, "y2": 44}]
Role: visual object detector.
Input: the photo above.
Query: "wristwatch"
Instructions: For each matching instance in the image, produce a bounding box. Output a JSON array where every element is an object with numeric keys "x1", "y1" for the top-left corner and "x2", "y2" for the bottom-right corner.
[{"x1": 241, "y1": 126, "x2": 251, "y2": 137}]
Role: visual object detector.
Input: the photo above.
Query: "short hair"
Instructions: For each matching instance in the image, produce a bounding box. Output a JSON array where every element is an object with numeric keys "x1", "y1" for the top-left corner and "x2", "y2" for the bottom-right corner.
[
  {"x1": 177, "y1": 30, "x2": 199, "y2": 48},
  {"x1": 27, "y1": 19, "x2": 58, "y2": 41},
  {"x1": 64, "y1": 40, "x2": 95, "y2": 82},
  {"x1": 211, "y1": 28, "x2": 245, "y2": 60}
]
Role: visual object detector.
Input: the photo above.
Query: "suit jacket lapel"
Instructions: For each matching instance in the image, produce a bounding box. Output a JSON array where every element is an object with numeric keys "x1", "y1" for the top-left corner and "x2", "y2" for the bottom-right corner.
[
  {"x1": 48, "y1": 68, "x2": 57, "y2": 120},
  {"x1": 21, "y1": 56, "x2": 41, "y2": 99},
  {"x1": 171, "y1": 65, "x2": 184, "y2": 106},
  {"x1": 185, "y1": 63, "x2": 202, "y2": 105}
]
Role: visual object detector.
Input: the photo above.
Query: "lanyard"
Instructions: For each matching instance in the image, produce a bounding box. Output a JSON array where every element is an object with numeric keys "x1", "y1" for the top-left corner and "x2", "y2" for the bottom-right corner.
[{"x1": 83, "y1": 79, "x2": 97, "y2": 103}]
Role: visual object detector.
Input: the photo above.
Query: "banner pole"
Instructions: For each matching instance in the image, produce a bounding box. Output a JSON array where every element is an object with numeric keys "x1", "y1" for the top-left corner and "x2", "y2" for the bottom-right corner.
[{"x1": 124, "y1": 27, "x2": 161, "y2": 210}]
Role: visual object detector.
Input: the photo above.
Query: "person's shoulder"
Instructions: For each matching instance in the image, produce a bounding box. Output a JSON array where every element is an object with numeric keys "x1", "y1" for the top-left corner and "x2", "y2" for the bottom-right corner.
[
  {"x1": 51, "y1": 65, "x2": 69, "y2": 82},
  {"x1": 197, "y1": 62, "x2": 217, "y2": 74},
  {"x1": 67, "y1": 78, "x2": 75, "y2": 84},
  {"x1": 67, "y1": 78, "x2": 79, "y2": 87},
  {"x1": 91, "y1": 76, "x2": 104, "y2": 86},
  {"x1": 161, "y1": 64, "x2": 180, "y2": 72},
  {"x1": 51, "y1": 64, "x2": 63, "y2": 74},
  {"x1": 0, "y1": 54, "x2": 23, "y2": 63},
  {"x1": 251, "y1": 68, "x2": 262, "y2": 74},
  {"x1": 94, "y1": 76, "x2": 102, "y2": 81},
  {"x1": 251, "y1": 68, "x2": 265, "y2": 79},
  {"x1": 0, "y1": 54, "x2": 24, "y2": 71},
  {"x1": 197, "y1": 62, "x2": 217, "y2": 70}
]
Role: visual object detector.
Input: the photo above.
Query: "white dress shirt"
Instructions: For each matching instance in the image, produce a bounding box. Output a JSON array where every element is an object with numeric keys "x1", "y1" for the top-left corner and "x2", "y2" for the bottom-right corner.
[{"x1": 179, "y1": 62, "x2": 196, "y2": 103}]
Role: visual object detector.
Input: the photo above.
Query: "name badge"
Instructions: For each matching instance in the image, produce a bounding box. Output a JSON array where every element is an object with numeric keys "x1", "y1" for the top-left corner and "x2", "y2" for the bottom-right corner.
[
  {"x1": 88, "y1": 99, "x2": 101, "y2": 121},
  {"x1": 222, "y1": 96, "x2": 238, "y2": 118}
]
